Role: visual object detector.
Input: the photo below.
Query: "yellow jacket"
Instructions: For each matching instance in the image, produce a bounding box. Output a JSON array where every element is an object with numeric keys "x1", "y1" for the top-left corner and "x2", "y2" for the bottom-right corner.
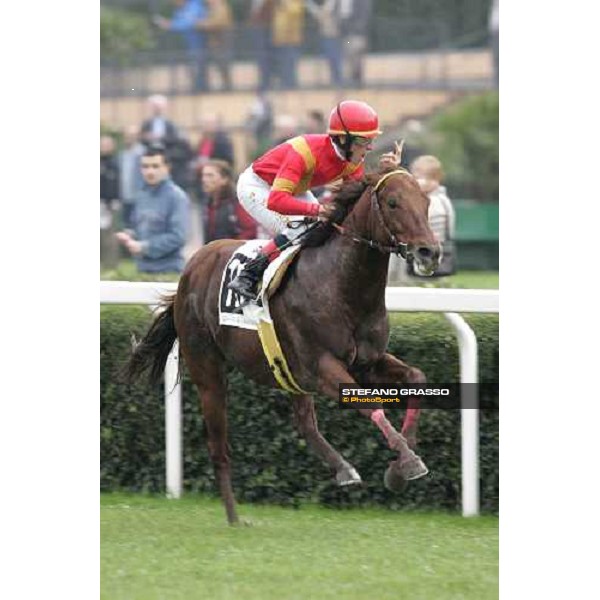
[
  {"x1": 272, "y1": 0, "x2": 305, "y2": 47},
  {"x1": 196, "y1": 0, "x2": 233, "y2": 48}
]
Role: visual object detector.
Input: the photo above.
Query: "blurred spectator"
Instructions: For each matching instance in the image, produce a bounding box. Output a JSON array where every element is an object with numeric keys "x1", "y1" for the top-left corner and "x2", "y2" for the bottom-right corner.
[
  {"x1": 306, "y1": 0, "x2": 343, "y2": 86},
  {"x1": 409, "y1": 154, "x2": 456, "y2": 277},
  {"x1": 272, "y1": 0, "x2": 305, "y2": 89},
  {"x1": 249, "y1": 0, "x2": 276, "y2": 91},
  {"x1": 100, "y1": 135, "x2": 119, "y2": 208},
  {"x1": 153, "y1": 0, "x2": 207, "y2": 92},
  {"x1": 489, "y1": 0, "x2": 499, "y2": 88},
  {"x1": 202, "y1": 160, "x2": 257, "y2": 241},
  {"x1": 168, "y1": 136, "x2": 195, "y2": 192},
  {"x1": 273, "y1": 114, "x2": 299, "y2": 145},
  {"x1": 100, "y1": 135, "x2": 121, "y2": 268},
  {"x1": 194, "y1": 113, "x2": 234, "y2": 199},
  {"x1": 196, "y1": 113, "x2": 234, "y2": 168},
  {"x1": 116, "y1": 145, "x2": 190, "y2": 274},
  {"x1": 195, "y1": 0, "x2": 234, "y2": 91},
  {"x1": 140, "y1": 95, "x2": 180, "y2": 149},
  {"x1": 246, "y1": 93, "x2": 274, "y2": 158},
  {"x1": 118, "y1": 126, "x2": 145, "y2": 229},
  {"x1": 304, "y1": 109, "x2": 326, "y2": 134},
  {"x1": 339, "y1": 0, "x2": 373, "y2": 87}
]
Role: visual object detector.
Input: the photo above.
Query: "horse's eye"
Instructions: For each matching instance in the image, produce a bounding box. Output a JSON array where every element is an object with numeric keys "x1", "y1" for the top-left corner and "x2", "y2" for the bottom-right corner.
[{"x1": 387, "y1": 198, "x2": 397, "y2": 209}]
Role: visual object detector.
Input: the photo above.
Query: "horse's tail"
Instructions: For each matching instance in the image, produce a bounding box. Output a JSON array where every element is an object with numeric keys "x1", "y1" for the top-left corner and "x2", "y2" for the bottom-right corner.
[{"x1": 125, "y1": 294, "x2": 178, "y2": 387}]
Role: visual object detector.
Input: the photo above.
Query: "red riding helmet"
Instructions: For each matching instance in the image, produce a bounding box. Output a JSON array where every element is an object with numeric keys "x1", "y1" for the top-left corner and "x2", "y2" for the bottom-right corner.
[{"x1": 327, "y1": 100, "x2": 382, "y2": 139}]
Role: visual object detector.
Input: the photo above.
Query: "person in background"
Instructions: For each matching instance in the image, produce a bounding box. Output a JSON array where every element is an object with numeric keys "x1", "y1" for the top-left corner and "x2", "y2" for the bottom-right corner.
[
  {"x1": 153, "y1": 0, "x2": 207, "y2": 92},
  {"x1": 196, "y1": 113, "x2": 234, "y2": 169},
  {"x1": 306, "y1": 0, "x2": 343, "y2": 86},
  {"x1": 202, "y1": 160, "x2": 257, "y2": 242},
  {"x1": 100, "y1": 135, "x2": 120, "y2": 209},
  {"x1": 115, "y1": 145, "x2": 190, "y2": 274},
  {"x1": 167, "y1": 135, "x2": 195, "y2": 193},
  {"x1": 339, "y1": 0, "x2": 373, "y2": 87},
  {"x1": 304, "y1": 109, "x2": 326, "y2": 134},
  {"x1": 195, "y1": 0, "x2": 234, "y2": 91},
  {"x1": 140, "y1": 95, "x2": 180, "y2": 149},
  {"x1": 273, "y1": 114, "x2": 299, "y2": 146},
  {"x1": 410, "y1": 154, "x2": 455, "y2": 248},
  {"x1": 271, "y1": 0, "x2": 305, "y2": 89},
  {"x1": 246, "y1": 93, "x2": 274, "y2": 158},
  {"x1": 249, "y1": 0, "x2": 276, "y2": 91},
  {"x1": 118, "y1": 126, "x2": 145, "y2": 229},
  {"x1": 489, "y1": 0, "x2": 499, "y2": 88},
  {"x1": 194, "y1": 113, "x2": 234, "y2": 199}
]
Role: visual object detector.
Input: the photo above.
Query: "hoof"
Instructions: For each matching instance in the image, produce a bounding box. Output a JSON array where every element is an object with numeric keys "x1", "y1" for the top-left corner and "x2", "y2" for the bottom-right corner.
[
  {"x1": 336, "y1": 465, "x2": 362, "y2": 487},
  {"x1": 398, "y1": 454, "x2": 429, "y2": 481},
  {"x1": 384, "y1": 463, "x2": 408, "y2": 493}
]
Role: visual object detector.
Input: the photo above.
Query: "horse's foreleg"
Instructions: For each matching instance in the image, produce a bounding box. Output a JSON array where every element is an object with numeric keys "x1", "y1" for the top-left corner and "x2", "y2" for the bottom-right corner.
[
  {"x1": 291, "y1": 394, "x2": 362, "y2": 486},
  {"x1": 317, "y1": 353, "x2": 428, "y2": 481},
  {"x1": 365, "y1": 353, "x2": 427, "y2": 450}
]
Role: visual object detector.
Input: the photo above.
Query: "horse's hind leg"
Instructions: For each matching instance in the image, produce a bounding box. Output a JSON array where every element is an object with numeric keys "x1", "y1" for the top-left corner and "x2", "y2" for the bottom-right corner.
[
  {"x1": 181, "y1": 342, "x2": 240, "y2": 525},
  {"x1": 291, "y1": 394, "x2": 362, "y2": 486}
]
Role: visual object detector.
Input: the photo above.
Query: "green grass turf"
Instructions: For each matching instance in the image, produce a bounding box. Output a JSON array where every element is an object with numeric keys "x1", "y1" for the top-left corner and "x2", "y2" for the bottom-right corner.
[{"x1": 101, "y1": 493, "x2": 498, "y2": 600}]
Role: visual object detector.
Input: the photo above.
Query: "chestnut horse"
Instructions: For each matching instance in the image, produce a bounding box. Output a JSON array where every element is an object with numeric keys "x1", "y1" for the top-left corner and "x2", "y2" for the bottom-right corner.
[{"x1": 126, "y1": 168, "x2": 441, "y2": 524}]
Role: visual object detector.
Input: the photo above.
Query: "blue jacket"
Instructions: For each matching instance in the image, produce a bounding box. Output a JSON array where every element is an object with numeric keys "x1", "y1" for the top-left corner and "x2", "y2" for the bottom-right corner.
[
  {"x1": 132, "y1": 178, "x2": 190, "y2": 273},
  {"x1": 170, "y1": 0, "x2": 206, "y2": 53}
]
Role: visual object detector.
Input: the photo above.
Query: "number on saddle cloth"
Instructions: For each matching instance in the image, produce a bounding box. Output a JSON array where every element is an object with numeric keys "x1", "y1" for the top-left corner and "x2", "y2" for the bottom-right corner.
[{"x1": 221, "y1": 254, "x2": 250, "y2": 313}]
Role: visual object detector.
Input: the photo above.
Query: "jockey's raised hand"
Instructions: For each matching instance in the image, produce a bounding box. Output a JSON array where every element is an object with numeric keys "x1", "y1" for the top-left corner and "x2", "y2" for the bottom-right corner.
[{"x1": 379, "y1": 140, "x2": 405, "y2": 172}]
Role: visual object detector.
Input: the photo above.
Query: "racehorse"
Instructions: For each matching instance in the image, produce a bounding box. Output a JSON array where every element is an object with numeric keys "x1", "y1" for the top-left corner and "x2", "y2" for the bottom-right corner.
[{"x1": 126, "y1": 167, "x2": 441, "y2": 524}]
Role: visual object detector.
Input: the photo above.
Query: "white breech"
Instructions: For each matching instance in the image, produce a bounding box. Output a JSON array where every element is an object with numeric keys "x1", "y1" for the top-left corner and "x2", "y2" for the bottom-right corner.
[{"x1": 236, "y1": 167, "x2": 318, "y2": 241}]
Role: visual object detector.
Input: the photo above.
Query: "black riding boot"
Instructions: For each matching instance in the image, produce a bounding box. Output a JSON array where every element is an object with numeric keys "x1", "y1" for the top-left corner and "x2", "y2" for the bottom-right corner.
[{"x1": 227, "y1": 253, "x2": 270, "y2": 300}]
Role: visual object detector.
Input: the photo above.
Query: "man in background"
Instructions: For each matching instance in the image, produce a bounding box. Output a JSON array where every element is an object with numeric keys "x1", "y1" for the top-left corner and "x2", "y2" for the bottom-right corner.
[
  {"x1": 116, "y1": 146, "x2": 190, "y2": 274},
  {"x1": 339, "y1": 0, "x2": 373, "y2": 87},
  {"x1": 140, "y1": 95, "x2": 180, "y2": 149},
  {"x1": 153, "y1": 0, "x2": 207, "y2": 92},
  {"x1": 304, "y1": 109, "x2": 326, "y2": 134},
  {"x1": 100, "y1": 135, "x2": 119, "y2": 210}
]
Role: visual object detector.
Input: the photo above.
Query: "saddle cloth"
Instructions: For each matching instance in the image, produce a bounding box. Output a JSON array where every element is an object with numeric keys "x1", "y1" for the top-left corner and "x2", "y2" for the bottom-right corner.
[
  {"x1": 218, "y1": 240, "x2": 307, "y2": 394},
  {"x1": 218, "y1": 240, "x2": 301, "y2": 331}
]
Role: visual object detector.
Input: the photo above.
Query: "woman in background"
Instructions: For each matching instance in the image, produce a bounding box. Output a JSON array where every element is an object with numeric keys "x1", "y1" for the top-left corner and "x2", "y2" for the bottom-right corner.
[{"x1": 202, "y1": 160, "x2": 258, "y2": 242}]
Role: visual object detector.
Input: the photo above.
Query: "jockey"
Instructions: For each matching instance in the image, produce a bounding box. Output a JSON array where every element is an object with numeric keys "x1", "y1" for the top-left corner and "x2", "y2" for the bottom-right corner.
[{"x1": 228, "y1": 99, "x2": 382, "y2": 300}]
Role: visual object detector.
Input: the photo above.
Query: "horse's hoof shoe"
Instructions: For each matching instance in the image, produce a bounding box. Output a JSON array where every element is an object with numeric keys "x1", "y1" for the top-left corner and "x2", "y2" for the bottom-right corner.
[{"x1": 399, "y1": 456, "x2": 429, "y2": 481}]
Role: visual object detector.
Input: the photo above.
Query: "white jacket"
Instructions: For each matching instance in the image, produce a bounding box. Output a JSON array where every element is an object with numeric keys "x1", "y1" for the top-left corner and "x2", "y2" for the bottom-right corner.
[{"x1": 428, "y1": 185, "x2": 455, "y2": 243}]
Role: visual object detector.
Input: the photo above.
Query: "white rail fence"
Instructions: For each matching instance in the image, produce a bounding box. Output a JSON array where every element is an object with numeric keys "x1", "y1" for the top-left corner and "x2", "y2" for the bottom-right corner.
[{"x1": 100, "y1": 281, "x2": 499, "y2": 517}]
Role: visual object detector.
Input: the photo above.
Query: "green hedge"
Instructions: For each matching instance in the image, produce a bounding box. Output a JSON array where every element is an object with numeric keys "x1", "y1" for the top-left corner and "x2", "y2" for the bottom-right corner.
[{"x1": 101, "y1": 307, "x2": 498, "y2": 512}]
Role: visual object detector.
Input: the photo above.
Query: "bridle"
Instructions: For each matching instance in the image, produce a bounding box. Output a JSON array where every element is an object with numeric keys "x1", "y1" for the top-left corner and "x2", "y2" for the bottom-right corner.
[{"x1": 332, "y1": 169, "x2": 412, "y2": 258}]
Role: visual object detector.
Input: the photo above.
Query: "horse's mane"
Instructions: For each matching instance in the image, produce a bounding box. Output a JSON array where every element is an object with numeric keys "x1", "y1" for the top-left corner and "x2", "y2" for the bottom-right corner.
[{"x1": 301, "y1": 179, "x2": 368, "y2": 247}]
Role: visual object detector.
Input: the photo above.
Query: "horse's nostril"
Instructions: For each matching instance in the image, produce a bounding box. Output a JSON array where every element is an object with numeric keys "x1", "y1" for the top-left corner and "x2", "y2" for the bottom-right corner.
[{"x1": 417, "y1": 247, "x2": 433, "y2": 259}]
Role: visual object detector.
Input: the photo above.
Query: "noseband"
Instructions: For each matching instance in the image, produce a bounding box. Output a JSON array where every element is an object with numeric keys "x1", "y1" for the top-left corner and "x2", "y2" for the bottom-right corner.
[{"x1": 332, "y1": 169, "x2": 411, "y2": 258}]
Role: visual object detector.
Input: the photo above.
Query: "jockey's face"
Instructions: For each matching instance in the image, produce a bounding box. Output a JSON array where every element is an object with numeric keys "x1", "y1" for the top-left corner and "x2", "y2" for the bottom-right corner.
[
  {"x1": 349, "y1": 136, "x2": 374, "y2": 165},
  {"x1": 141, "y1": 154, "x2": 170, "y2": 186}
]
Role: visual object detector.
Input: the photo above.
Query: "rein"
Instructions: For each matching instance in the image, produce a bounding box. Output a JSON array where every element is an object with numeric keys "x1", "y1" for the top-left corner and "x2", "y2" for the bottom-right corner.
[{"x1": 332, "y1": 169, "x2": 411, "y2": 258}]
